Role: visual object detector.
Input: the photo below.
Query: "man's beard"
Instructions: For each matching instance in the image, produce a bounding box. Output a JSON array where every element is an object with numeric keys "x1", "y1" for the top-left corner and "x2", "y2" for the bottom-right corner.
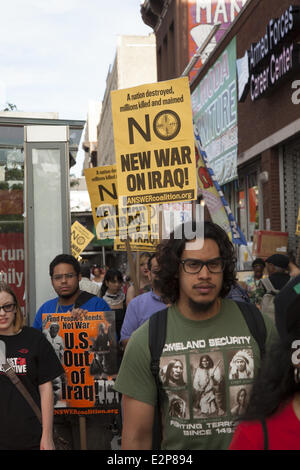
[
  {"x1": 188, "y1": 297, "x2": 216, "y2": 313},
  {"x1": 59, "y1": 286, "x2": 79, "y2": 300}
]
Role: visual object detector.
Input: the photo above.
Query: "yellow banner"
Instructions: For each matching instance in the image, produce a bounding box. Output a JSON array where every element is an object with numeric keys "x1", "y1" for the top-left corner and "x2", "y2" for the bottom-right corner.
[
  {"x1": 71, "y1": 221, "x2": 94, "y2": 258},
  {"x1": 111, "y1": 77, "x2": 197, "y2": 206},
  {"x1": 296, "y1": 206, "x2": 300, "y2": 236},
  {"x1": 84, "y1": 165, "x2": 159, "y2": 249},
  {"x1": 84, "y1": 165, "x2": 118, "y2": 240}
]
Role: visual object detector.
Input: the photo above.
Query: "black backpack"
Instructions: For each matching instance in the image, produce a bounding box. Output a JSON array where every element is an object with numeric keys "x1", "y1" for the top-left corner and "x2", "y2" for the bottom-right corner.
[{"x1": 148, "y1": 301, "x2": 267, "y2": 449}]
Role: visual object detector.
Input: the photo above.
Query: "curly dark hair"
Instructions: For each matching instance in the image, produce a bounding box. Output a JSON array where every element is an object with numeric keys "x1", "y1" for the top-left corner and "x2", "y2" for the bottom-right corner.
[{"x1": 155, "y1": 220, "x2": 236, "y2": 303}]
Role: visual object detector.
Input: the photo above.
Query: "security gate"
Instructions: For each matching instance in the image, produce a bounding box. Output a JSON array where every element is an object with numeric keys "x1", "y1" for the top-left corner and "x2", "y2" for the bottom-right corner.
[{"x1": 282, "y1": 136, "x2": 300, "y2": 259}]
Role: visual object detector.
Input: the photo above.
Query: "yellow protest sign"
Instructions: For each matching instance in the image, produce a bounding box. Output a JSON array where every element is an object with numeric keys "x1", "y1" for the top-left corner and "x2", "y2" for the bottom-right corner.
[
  {"x1": 84, "y1": 165, "x2": 118, "y2": 240},
  {"x1": 296, "y1": 207, "x2": 300, "y2": 236},
  {"x1": 71, "y1": 221, "x2": 94, "y2": 258},
  {"x1": 111, "y1": 77, "x2": 197, "y2": 206},
  {"x1": 84, "y1": 165, "x2": 159, "y2": 248},
  {"x1": 113, "y1": 203, "x2": 159, "y2": 252}
]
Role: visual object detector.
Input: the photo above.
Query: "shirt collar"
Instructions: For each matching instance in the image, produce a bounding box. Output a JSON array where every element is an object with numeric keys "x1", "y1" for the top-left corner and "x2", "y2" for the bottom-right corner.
[{"x1": 150, "y1": 289, "x2": 162, "y2": 301}]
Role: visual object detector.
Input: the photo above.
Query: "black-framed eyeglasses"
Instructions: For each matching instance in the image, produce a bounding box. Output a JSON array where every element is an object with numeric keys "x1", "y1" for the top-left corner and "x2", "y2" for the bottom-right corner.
[
  {"x1": 0, "y1": 303, "x2": 16, "y2": 313},
  {"x1": 52, "y1": 273, "x2": 77, "y2": 281},
  {"x1": 180, "y1": 258, "x2": 226, "y2": 274}
]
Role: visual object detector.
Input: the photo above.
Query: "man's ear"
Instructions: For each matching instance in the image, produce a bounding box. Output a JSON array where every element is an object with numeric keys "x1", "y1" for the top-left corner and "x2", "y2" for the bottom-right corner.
[{"x1": 78, "y1": 273, "x2": 82, "y2": 281}]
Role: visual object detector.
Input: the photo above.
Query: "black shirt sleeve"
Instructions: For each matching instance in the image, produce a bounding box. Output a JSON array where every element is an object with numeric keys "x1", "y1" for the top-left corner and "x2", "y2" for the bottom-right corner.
[{"x1": 37, "y1": 332, "x2": 65, "y2": 385}]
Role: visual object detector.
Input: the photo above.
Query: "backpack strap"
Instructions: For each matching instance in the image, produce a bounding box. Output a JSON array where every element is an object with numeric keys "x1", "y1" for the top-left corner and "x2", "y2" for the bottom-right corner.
[
  {"x1": 260, "y1": 278, "x2": 279, "y2": 295},
  {"x1": 149, "y1": 308, "x2": 169, "y2": 385},
  {"x1": 148, "y1": 307, "x2": 168, "y2": 450},
  {"x1": 261, "y1": 418, "x2": 269, "y2": 450},
  {"x1": 235, "y1": 301, "x2": 267, "y2": 358},
  {"x1": 74, "y1": 290, "x2": 95, "y2": 308}
]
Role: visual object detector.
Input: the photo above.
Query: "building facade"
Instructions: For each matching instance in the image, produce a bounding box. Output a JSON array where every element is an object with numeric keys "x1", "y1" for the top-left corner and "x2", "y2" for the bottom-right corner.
[
  {"x1": 142, "y1": 0, "x2": 300, "y2": 260},
  {"x1": 82, "y1": 101, "x2": 102, "y2": 169},
  {"x1": 97, "y1": 34, "x2": 157, "y2": 166}
]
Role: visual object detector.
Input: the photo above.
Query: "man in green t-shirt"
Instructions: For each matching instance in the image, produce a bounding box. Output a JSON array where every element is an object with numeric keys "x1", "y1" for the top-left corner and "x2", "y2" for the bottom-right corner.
[{"x1": 114, "y1": 221, "x2": 277, "y2": 450}]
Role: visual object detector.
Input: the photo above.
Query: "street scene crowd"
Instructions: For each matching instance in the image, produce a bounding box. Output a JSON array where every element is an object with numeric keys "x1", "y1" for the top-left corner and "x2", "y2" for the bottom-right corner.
[
  {"x1": 1, "y1": 220, "x2": 300, "y2": 450},
  {"x1": 1, "y1": 0, "x2": 300, "y2": 455}
]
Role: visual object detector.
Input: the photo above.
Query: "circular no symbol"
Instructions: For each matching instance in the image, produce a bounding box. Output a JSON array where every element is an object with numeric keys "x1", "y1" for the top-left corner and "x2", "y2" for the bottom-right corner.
[
  {"x1": 153, "y1": 109, "x2": 181, "y2": 140},
  {"x1": 77, "y1": 236, "x2": 85, "y2": 245}
]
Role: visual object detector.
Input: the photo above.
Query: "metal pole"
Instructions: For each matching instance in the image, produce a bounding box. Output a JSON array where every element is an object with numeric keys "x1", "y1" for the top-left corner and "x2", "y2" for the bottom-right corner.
[
  {"x1": 102, "y1": 246, "x2": 106, "y2": 267},
  {"x1": 181, "y1": 23, "x2": 221, "y2": 77},
  {"x1": 79, "y1": 416, "x2": 87, "y2": 450}
]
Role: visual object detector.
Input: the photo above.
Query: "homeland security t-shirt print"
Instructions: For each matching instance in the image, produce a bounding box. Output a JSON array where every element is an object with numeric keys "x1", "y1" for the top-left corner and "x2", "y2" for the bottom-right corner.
[{"x1": 159, "y1": 329, "x2": 255, "y2": 443}]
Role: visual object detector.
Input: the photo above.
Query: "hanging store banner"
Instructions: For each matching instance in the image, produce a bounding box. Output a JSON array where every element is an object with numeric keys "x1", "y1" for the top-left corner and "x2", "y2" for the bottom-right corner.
[
  {"x1": 111, "y1": 77, "x2": 197, "y2": 206},
  {"x1": 188, "y1": 0, "x2": 246, "y2": 80},
  {"x1": 71, "y1": 221, "x2": 94, "y2": 259},
  {"x1": 191, "y1": 37, "x2": 238, "y2": 186},
  {"x1": 85, "y1": 165, "x2": 159, "y2": 248},
  {"x1": 42, "y1": 311, "x2": 120, "y2": 414},
  {"x1": 194, "y1": 123, "x2": 247, "y2": 245}
]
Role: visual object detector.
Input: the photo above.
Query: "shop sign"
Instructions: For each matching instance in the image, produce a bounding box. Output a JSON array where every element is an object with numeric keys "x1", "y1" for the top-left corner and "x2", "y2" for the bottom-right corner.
[
  {"x1": 192, "y1": 38, "x2": 238, "y2": 186},
  {"x1": 237, "y1": 5, "x2": 300, "y2": 102},
  {"x1": 188, "y1": 0, "x2": 246, "y2": 81}
]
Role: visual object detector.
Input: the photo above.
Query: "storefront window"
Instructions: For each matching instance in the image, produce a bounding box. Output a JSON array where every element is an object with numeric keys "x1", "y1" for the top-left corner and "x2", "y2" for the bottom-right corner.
[
  {"x1": 248, "y1": 172, "x2": 259, "y2": 240},
  {"x1": 237, "y1": 171, "x2": 259, "y2": 242}
]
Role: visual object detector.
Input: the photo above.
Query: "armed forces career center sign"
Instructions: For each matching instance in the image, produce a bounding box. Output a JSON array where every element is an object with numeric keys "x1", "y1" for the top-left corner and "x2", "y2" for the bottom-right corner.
[{"x1": 111, "y1": 77, "x2": 197, "y2": 206}]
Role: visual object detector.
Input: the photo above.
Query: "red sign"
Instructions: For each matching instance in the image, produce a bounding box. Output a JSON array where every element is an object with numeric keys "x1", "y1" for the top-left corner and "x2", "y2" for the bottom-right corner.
[
  {"x1": 188, "y1": 0, "x2": 246, "y2": 80},
  {"x1": 0, "y1": 233, "x2": 25, "y2": 313}
]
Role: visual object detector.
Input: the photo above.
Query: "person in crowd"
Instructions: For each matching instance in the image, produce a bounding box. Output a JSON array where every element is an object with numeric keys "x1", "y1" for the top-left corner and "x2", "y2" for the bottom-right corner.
[
  {"x1": 263, "y1": 254, "x2": 290, "y2": 291},
  {"x1": 120, "y1": 254, "x2": 167, "y2": 349},
  {"x1": 100, "y1": 269, "x2": 125, "y2": 311},
  {"x1": 126, "y1": 252, "x2": 152, "y2": 306},
  {"x1": 100, "y1": 269, "x2": 126, "y2": 342},
  {"x1": 91, "y1": 265, "x2": 105, "y2": 289},
  {"x1": 0, "y1": 282, "x2": 64, "y2": 450},
  {"x1": 259, "y1": 254, "x2": 291, "y2": 319},
  {"x1": 33, "y1": 254, "x2": 110, "y2": 331},
  {"x1": 226, "y1": 280, "x2": 251, "y2": 303},
  {"x1": 244, "y1": 258, "x2": 266, "y2": 308},
  {"x1": 114, "y1": 221, "x2": 277, "y2": 450},
  {"x1": 230, "y1": 275, "x2": 300, "y2": 450},
  {"x1": 32, "y1": 253, "x2": 110, "y2": 450},
  {"x1": 288, "y1": 252, "x2": 300, "y2": 278},
  {"x1": 79, "y1": 264, "x2": 101, "y2": 296}
]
